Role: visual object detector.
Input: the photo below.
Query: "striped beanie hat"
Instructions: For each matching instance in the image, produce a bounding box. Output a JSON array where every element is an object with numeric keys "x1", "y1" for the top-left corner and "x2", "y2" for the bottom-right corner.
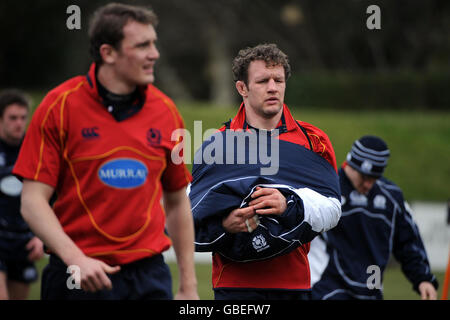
[{"x1": 346, "y1": 135, "x2": 390, "y2": 177}]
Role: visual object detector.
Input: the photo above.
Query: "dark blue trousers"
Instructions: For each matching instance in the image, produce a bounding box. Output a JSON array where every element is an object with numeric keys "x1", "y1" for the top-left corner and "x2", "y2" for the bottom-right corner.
[{"x1": 41, "y1": 254, "x2": 172, "y2": 300}]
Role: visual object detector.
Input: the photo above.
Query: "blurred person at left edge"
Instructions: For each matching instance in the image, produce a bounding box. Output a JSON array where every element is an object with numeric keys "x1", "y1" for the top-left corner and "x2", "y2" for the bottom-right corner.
[{"x1": 0, "y1": 89, "x2": 44, "y2": 300}]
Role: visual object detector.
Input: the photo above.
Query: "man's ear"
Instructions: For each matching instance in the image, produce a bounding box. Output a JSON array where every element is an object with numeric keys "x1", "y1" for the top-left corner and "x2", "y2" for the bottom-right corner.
[
  {"x1": 235, "y1": 81, "x2": 248, "y2": 98},
  {"x1": 99, "y1": 44, "x2": 118, "y2": 64}
]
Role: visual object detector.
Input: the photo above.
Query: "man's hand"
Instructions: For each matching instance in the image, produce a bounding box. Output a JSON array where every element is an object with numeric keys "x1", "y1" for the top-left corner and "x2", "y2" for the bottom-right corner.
[
  {"x1": 26, "y1": 236, "x2": 44, "y2": 261},
  {"x1": 174, "y1": 285, "x2": 200, "y2": 300},
  {"x1": 222, "y1": 206, "x2": 259, "y2": 233},
  {"x1": 222, "y1": 187, "x2": 288, "y2": 233},
  {"x1": 249, "y1": 187, "x2": 287, "y2": 215},
  {"x1": 418, "y1": 281, "x2": 437, "y2": 300},
  {"x1": 68, "y1": 255, "x2": 121, "y2": 293}
]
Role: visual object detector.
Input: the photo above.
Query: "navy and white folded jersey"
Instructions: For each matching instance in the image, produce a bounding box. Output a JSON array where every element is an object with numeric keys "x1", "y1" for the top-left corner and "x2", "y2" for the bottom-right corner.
[
  {"x1": 309, "y1": 167, "x2": 438, "y2": 300},
  {"x1": 189, "y1": 129, "x2": 341, "y2": 262},
  {"x1": 0, "y1": 138, "x2": 33, "y2": 259}
]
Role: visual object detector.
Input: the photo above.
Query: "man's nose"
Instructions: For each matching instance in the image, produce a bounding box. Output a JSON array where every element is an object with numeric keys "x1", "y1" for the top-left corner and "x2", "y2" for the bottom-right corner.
[
  {"x1": 148, "y1": 46, "x2": 160, "y2": 60},
  {"x1": 267, "y1": 79, "x2": 278, "y2": 91}
]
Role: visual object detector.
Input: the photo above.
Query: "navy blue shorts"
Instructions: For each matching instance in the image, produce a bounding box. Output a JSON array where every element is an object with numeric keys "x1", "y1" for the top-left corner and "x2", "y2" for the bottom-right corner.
[
  {"x1": 0, "y1": 234, "x2": 38, "y2": 283},
  {"x1": 214, "y1": 288, "x2": 311, "y2": 300},
  {"x1": 0, "y1": 257, "x2": 38, "y2": 283},
  {"x1": 41, "y1": 254, "x2": 173, "y2": 300}
]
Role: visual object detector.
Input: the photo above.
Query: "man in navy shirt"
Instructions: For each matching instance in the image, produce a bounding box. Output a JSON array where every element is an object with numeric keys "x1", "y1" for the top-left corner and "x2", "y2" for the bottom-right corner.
[
  {"x1": 309, "y1": 135, "x2": 438, "y2": 300},
  {"x1": 0, "y1": 89, "x2": 44, "y2": 299}
]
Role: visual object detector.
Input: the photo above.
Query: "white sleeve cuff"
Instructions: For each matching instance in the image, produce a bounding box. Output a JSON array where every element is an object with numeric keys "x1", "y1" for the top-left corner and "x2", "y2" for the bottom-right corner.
[{"x1": 294, "y1": 187, "x2": 341, "y2": 232}]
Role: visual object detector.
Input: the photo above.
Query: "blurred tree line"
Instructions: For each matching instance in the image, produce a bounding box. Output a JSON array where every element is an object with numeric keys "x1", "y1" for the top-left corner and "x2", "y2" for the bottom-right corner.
[{"x1": 0, "y1": 0, "x2": 449, "y2": 109}]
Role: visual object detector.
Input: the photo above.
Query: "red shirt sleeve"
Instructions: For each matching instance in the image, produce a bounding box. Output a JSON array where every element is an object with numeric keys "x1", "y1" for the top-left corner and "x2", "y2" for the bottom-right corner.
[{"x1": 13, "y1": 92, "x2": 63, "y2": 188}]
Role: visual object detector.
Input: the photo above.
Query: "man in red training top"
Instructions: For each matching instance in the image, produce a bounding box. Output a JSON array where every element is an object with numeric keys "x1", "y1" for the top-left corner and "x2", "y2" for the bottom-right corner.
[
  {"x1": 13, "y1": 3, "x2": 198, "y2": 300},
  {"x1": 189, "y1": 44, "x2": 341, "y2": 300}
]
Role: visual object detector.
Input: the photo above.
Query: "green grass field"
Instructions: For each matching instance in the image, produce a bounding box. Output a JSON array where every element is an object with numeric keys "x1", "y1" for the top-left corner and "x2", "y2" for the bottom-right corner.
[
  {"x1": 172, "y1": 104, "x2": 449, "y2": 300},
  {"x1": 26, "y1": 96, "x2": 449, "y2": 200},
  {"x1": 26, "y1": 96, "x2": 450, "y2": 201},
  {"x1": 28, "y1": 258, "x2": 446, "y2": 300},
  {"x1": 169, "y1": 261, "x2": 447, "y2": 300},
  {"x1": 175, "y1": 102, "x2": 450, "y2": 202},
  {"x1": 22, "y1": 100, "x2": 448, "y2": 300}
]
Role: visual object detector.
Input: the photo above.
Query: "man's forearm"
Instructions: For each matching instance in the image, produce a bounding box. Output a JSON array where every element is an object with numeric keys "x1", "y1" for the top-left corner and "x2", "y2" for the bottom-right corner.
[
  {"x1": 21, "y1": 181, "x2": 85, "y2": 266},
  {"x1": 164, "y1": 190, "x2": 197, "y2": 295},
  {"x1": 166, "y1": 208, "x2": 197, "y2": 290}
]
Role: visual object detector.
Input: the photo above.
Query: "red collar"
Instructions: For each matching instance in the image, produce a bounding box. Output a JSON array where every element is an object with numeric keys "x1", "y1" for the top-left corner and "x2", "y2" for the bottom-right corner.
[
  {"x1": 229, "y1": 103, "x2": 299, "y2": 132},
  {"x1": 85, "y1": 63, "x2": 99, "y2": 99}
]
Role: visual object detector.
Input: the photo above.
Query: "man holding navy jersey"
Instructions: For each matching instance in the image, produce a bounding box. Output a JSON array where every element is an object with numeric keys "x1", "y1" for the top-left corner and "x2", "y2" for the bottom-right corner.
[
  {"x1": 190, "y1": 44, "x2": 342, "y2": 300},
  {"x1": 309, "y1": 135, "x2": 438, "y2": 300}
]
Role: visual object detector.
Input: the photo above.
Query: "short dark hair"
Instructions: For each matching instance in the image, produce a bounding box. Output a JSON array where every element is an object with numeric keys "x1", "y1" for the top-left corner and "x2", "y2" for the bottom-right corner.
[
  {"x1": 88, "y1": 3, "x2": 158, "y2": 65},
  {"x1": 0, "y1": 89, "x2": 30, "y2": 118},
  {"x1": 232, "y1": 43, "x2": 291, "y2": 85}
]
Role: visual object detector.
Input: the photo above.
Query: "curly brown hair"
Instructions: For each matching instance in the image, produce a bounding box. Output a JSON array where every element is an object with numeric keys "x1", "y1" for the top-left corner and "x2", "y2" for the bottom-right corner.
[{"x1": 232, "y1": 43, "x2": 291, "y2": 85}]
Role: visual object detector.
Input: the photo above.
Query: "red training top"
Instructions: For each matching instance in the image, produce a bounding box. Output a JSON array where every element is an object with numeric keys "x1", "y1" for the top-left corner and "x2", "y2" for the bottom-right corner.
[{"x1": 13, "y1": 63, "x2": 191, "y2": 265}]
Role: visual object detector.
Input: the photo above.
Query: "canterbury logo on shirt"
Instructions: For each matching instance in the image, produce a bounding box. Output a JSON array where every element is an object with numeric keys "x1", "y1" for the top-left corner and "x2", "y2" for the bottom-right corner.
[
  {"x1": 81, "y1": 127, "x2": 100, "y2": 139},
  {"x1": 147, "y1": 128, "x2": 161, "y2": 146}
]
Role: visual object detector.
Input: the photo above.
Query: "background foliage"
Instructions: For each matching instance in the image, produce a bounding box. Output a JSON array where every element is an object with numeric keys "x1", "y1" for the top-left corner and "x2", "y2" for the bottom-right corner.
[
  {"x1": 176, "y1": 103, "x2": 449, "y2": 201},
  {"x1": 1, "y1": 0, "x2": 449, "y2": 108}
]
